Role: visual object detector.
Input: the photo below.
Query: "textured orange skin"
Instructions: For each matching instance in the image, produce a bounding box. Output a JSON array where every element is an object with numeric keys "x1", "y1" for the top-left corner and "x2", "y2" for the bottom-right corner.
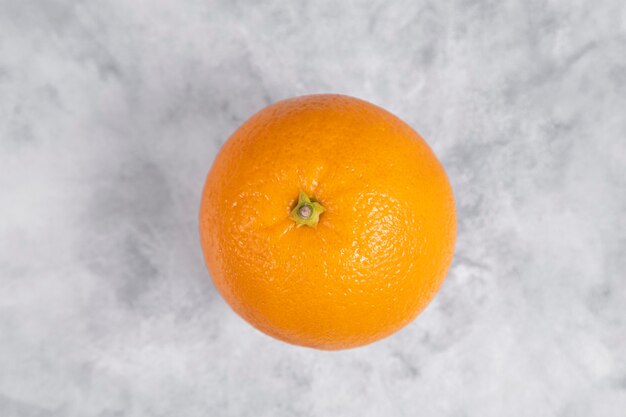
[{"x1": 199, "y1": 94, "x2": 456, "y2": 350}]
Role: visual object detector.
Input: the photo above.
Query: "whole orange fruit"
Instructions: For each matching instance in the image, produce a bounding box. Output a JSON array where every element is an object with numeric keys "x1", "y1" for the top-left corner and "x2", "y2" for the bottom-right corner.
[{"x1": 199, "y1": 94, "x2": 456, "y2": 350}]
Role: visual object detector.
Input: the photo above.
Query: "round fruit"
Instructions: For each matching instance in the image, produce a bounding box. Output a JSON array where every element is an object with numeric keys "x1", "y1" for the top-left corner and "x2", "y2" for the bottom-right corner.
[{"x1": 199, "y1": 94, "x2": 456, "y2": 350}]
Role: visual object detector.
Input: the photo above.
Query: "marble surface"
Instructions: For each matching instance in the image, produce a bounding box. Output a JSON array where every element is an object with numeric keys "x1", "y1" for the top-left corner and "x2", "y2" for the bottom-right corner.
[{"x1": 1, "y1": 1, "x2": 626, "y2": 416}]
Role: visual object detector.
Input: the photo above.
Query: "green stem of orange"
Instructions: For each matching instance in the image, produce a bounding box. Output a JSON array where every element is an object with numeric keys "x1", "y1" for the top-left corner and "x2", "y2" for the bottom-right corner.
[{"x1": 290, "y1": 190, "x2": 325, "y2": 228}]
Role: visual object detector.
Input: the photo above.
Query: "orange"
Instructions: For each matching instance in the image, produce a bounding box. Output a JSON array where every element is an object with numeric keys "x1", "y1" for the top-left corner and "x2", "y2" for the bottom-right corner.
[{"x1": 199, "y1": 94, "x2": 456, "y2": 350}]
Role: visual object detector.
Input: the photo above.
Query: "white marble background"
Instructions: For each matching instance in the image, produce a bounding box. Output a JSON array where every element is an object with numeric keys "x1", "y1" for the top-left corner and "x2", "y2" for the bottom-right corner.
[{"x1": 1, "y1": 1, "x2": 625, "y2": 416}]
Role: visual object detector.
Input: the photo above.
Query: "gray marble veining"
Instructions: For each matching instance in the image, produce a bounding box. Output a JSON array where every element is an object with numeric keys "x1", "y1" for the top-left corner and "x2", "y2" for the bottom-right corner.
[{"x1": 1, "y1": 1, "x2": 625, "y2": 416}]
